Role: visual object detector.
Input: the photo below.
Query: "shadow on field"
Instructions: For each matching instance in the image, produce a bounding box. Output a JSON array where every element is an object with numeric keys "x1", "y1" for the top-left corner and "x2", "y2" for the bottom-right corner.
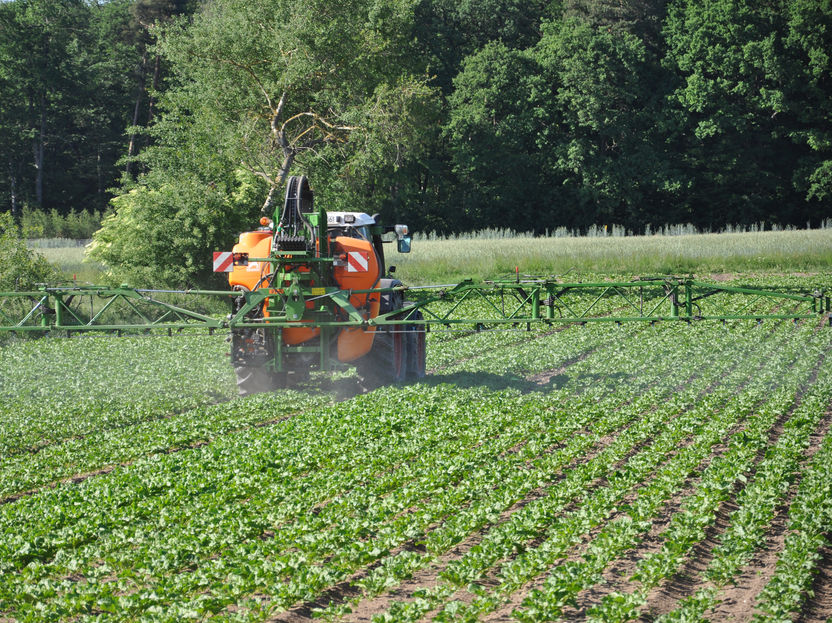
[{"x1": 421, "y1": 370, "x2": 633, "y2": 394}]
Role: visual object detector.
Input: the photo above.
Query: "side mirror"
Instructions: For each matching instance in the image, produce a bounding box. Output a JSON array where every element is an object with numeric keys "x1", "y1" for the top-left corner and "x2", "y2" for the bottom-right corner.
[{"x1": 397, "y1": 235, "x2": 411, "y2": 253}]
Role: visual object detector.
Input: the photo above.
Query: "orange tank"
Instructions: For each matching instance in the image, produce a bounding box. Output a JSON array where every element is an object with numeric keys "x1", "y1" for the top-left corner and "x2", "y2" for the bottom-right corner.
[
  {"x1": 332, "y1": 236, "x2": 381, "y2": 362},
  {"x1": 229, "y1": 231, "x2": 382, "y2": 361},
  {"x1": 229, "y1": 231, "x2": 272, "y2": 291},
  {"x1": 229, "y1": 230, "x2": 321, "y2": 346}
]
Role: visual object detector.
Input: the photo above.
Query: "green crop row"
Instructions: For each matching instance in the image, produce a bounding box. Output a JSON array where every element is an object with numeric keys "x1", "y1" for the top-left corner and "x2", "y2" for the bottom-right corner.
[
  {"x1": 0, "y1": 335, "x2": 236, "y2": 456},
  {"x1": 387, "y1": 323, "x2": 815, "y2": 622},
  {"x1": 753, "y1": 417, "x2": 832, "y2": 621},
  {"x1": 366, "y1": 320, "x2": 812, "y2": 620}
]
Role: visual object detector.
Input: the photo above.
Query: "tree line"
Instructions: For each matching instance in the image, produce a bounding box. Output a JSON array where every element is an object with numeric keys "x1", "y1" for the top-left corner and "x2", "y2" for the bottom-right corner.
[{"x1": 0, "y1": 0, "x2": 830, "y2": 285}]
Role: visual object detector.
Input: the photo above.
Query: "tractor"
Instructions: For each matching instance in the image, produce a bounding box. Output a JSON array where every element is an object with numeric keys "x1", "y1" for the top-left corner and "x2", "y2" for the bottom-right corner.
[{"x1": 224, "y1": 176, "x2": 425, "y2": 395}]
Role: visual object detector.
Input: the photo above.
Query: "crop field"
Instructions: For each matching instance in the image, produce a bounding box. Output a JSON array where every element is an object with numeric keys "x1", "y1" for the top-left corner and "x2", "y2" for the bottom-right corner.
[{"x1": 1, "y1": 275, "x2": 832, "y2": 622}]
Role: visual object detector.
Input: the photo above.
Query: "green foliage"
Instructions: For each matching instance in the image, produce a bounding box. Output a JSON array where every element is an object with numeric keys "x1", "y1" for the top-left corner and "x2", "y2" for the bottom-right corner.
[
  {"x1": 20, "y1": 206, "x2": 104, "y2": 239},
  {"x1": 0, "y1": 0, "x2": 831, "y2": 263},
  {"x1": 95, "y1": 0, "x2": 434, "y2": 287},
  {"x1": 89, "y1": 169, "x2": 262, "y2": 286},
  {"x1": 533, "y1": 18, "x2": 670, "y2": 225},
  {"x1": 445, "y1": 42, "x2": 543, "y2": 228},
  {"x1": 661, "y1": 0, "x2": 832, "y2": 226},
  {"x1": 0, "y1": 212, "x2": 54, "y2": 291},
  {"x1": 0, "y1": 0, "x2": 148, "y2": 213}
]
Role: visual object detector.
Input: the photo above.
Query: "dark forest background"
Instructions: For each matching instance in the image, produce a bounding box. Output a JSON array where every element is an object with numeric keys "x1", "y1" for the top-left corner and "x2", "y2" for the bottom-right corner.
[{"x1": 1, "y1": 1, "x2": 830, "y2": 253}]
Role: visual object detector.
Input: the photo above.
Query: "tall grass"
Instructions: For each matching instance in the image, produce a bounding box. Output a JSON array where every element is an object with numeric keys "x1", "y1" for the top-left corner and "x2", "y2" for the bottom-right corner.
[
  {"x1": 27, "y1": 239, "x2": 104, "y2": 284},
  {"x1": 397, "y1": 228, "x2": 832, "y2": 284},
  {"x1": 32, "y1": 227, "x2": 832, "y2": 287},
  {"x1": 414, "y1": 219, "x2": 832, "y2": 241}
]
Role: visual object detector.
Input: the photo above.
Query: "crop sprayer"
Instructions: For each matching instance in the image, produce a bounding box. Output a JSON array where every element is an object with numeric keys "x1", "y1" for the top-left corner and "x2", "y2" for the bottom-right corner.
[{"x1": 1, "y1": 176, "x2": 830, "y2": 395}]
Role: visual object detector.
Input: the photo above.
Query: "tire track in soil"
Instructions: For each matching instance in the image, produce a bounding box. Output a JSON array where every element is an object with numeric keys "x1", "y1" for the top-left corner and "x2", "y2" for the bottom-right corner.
[
  {"x1": 711, "y1": 408, "x2": 832, "y2": 623},
  {"x1": 638, "y1": 341, "x2": 832, "y2": 621}
]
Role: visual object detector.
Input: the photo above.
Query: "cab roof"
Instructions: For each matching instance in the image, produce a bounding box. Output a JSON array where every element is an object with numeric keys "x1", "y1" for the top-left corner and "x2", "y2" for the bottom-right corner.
[{"x1": 326, "y1": 212, "x2": 375, "y2": 227}]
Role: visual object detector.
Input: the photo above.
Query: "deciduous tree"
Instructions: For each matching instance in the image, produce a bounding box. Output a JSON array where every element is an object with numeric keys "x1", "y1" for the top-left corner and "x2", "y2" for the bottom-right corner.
[{"x1": 92, "y1": 0, "x2": 434, "y2": 286}]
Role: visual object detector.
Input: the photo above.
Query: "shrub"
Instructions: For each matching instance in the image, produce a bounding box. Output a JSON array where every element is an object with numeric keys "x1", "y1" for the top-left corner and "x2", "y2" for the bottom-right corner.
[{"x1": 0, "y1": 212, "x2": 56, "y2": 291}]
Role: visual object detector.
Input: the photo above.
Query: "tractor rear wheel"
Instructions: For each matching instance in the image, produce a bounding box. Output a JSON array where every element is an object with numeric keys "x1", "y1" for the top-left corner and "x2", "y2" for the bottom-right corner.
[
  {"x1": 404, "y1": 308, "x2": 426, "y2": 380},
  {"x1": 356, "y1": 325, "x2": 407, "y2": 388}
]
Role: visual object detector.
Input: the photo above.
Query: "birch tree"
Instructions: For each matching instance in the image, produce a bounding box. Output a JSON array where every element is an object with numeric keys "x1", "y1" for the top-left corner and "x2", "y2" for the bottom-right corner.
[{"x1": 92, "y1": 0, "x2": 433, "y2": 286}]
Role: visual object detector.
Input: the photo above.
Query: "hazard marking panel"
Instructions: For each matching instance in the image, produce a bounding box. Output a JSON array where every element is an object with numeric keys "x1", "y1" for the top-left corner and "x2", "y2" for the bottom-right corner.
[
  {"x1": 213, "y1": 251, "x2": 233, "y2": 272},
  {"x1": 347, "y1": 251, "x2": 369, "y2": 273}
]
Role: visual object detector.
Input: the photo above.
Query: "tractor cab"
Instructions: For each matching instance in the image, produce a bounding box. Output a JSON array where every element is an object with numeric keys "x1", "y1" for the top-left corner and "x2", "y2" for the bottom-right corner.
[{"x1": 326, "y1": 211, "x2": 411, "y2": 277}]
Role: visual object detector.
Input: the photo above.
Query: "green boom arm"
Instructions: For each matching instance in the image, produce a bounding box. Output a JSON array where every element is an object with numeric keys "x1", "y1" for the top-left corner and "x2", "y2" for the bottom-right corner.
[{"x1": 0, "y1": 277, "x2": 828, "y2": 335}]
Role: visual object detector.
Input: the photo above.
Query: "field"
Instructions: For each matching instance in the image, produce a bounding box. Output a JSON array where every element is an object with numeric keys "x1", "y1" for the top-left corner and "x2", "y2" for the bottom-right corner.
[{"x1": 2, "y1": 266, "x2": 832, "y2": 622}]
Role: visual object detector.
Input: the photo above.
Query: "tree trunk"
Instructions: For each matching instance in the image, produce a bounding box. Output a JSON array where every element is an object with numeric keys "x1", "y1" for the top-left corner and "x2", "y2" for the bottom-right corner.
[
  {"x1": 97, "y1": 144, "x2": 103, "y2": 198},
  {"x1": 9, "y1": 163, "x2": 18, "y2": 224},
  {"x1": 260, "y1": 153, "x2": 295, "y2": 214},
  {"x1": 125, "y1": 50, "x2": 148, "y2": 176},
  {"x1": 148, "y1": 53, "x2": 161, "y2": 122},
  {"x1": 33, "y1": 92, "x2": 46, "y2": 207}
]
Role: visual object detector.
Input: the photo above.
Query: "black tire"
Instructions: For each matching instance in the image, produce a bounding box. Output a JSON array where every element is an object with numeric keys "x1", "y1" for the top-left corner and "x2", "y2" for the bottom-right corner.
[
  {"x1": 404, "y1": 307, "x2": 426, "y2": 380},
  {"x1": 355, "y1": 279, "x2": 411, "y2": 388},
  {"x1": 378, "y1": 278, "x2": 404, "y2": 314},
  {"x1": 356, "y1": 325, "x2": 407, "y2": 388}
]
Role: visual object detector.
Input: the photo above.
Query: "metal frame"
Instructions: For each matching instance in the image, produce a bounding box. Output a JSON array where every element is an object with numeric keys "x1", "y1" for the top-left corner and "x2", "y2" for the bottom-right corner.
[
  {"x1": 1, "y1": 277, "x2": 828, "y2": 335},
  {"x1": 0, "y1": 286, "x2": 224, "y2": 334}
]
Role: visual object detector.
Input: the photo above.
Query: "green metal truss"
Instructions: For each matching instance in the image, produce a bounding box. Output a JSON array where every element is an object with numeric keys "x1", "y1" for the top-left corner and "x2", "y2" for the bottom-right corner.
[{"x1": 0, "y1": 277, "x2": 828, "y2": 336}]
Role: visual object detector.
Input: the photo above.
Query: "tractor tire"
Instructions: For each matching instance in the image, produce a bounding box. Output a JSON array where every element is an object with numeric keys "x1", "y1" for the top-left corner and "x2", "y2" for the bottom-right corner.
[
  {"x1": 404, "y1": 307, "x2": 426, "y2": 380},
  {"x1": 234, "y1": 366, "x2": 286, "y2": 396},
  {"x1": 356, "y1": 325, "x2": 407, "y2": 389},
  {"x1": 356, "y1": 279, "x2": 412, "y2": 389},
  {"x1": 378, "y1": 278, "x2": 404, "y2": 314}
]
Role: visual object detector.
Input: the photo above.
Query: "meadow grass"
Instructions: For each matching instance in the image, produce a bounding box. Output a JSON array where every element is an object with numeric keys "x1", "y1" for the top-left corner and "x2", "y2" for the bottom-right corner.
[
  {"x1": 27, "y1": 239, "x2": 104, "y2": 284},
  {"x1": 395, "y1": 228, "x2": 832, "y2": 284},
  {"x1": 31, "y1": 228, "x2": 832, "y2": 287}
]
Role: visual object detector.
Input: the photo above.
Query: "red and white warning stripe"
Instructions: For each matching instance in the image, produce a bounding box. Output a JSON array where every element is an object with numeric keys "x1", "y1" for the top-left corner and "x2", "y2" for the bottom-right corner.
[
  {"x1": 346, "y1": 251, "x2": 369, "y2": 273},
  {"x1": 213, "y1": 251, "x2": 234, "y2": 273}
]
